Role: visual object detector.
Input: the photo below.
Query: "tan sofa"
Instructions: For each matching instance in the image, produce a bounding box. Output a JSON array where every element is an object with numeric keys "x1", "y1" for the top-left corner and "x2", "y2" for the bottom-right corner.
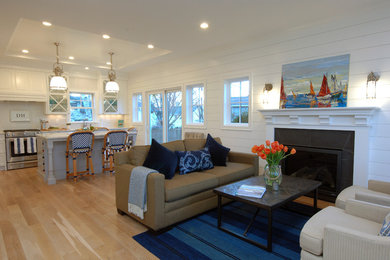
[{"x1": 114, "y1": 138, "x2": 259, "y2": 231}]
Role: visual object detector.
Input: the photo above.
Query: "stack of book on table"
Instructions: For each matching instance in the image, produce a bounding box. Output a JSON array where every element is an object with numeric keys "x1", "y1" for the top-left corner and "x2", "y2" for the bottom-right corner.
[{"x1": 236, "y1": 184, "x2": 266, "y2": 198}]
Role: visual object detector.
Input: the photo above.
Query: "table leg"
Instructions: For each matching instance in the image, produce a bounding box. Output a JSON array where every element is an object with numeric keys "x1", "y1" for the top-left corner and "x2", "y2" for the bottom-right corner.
[
  {"x1": 267, "y1": 209, "x2": 273, "y2": 252},
  {"x1": 217, "y1": 195, "x2": 222, "y2": 228},
  {"x1": 314, "y1": 188, "x2": 318, "y2": 210},
  {"x1": 244, "y1": 208, "x2": 260, "y2": 236}
]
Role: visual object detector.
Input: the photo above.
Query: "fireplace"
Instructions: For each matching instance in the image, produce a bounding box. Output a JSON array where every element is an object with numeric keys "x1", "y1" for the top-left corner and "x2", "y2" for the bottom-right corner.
[{"x1": 275, "y1": 128, "x2": 354, "y2": 202}]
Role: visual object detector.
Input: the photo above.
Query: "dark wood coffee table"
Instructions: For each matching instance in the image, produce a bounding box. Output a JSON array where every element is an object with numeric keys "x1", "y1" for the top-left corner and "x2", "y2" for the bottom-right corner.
[{"x1": 213, "y1": 175, "x2": 321, "y2": 252}]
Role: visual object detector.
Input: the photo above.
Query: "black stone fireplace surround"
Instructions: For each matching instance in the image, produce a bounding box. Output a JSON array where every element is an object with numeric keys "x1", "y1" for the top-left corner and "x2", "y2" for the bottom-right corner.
[{"x1": 275, "y1": 128, "x2": 354, "y2": 202}]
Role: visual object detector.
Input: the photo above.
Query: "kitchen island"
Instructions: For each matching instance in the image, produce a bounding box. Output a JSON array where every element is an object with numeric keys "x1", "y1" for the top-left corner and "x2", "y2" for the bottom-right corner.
[{"x1": 37, "y1": 128, "x2": 137, "y2": 185}]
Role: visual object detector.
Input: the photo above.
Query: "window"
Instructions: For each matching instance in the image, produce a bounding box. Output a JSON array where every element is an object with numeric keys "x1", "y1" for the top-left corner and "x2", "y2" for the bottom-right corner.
[
  {"x1": 132, "y1": 93, "x2": 143, "y2": 122},
  {"x1": 69, "y1": 93, "x2": 94, "y2": 122},
  {"x1": 103, "y1": 81, "x2": 118, "y2": 113},
  {"x1": 224, "y1": 77, "x2": 250, "y2": 125},
  {"x1": 147, "y1": 89, "x2": 182, "y2": 143},
  {"x1": 186, "y1": 84, "x2": 204, "y2": 125}
]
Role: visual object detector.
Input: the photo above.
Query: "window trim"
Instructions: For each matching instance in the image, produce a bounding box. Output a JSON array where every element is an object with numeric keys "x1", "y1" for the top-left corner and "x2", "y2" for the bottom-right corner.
[
  {"x1": 185, "y1": 82, "x2": 206, "y2": 127},
  {"x1": 132, "y1": 92, "x2": 143, "y2": 124},
  {"x1": 68, "y1": 91, "x2": 95, "y2": 123},
  {"x1": 222, "y1": 75, "x2": 252, "y2": 130}
]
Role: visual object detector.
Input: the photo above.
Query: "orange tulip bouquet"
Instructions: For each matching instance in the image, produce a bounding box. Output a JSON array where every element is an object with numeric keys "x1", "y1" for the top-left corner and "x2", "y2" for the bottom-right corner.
[{"x1": 252, "y1": 140, "x2": 296, "y2": 189}]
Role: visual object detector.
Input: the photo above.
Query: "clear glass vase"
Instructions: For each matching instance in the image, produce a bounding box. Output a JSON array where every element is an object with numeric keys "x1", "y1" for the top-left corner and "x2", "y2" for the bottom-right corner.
[{"x1": 264, "y1": 164, "x2": 282, "y2": 189}]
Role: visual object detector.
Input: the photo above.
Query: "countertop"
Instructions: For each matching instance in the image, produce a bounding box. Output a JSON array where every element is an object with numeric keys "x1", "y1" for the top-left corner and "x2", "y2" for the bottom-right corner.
[{"x1": 37, "y1": 128, "x2": 137, "y2": 140}]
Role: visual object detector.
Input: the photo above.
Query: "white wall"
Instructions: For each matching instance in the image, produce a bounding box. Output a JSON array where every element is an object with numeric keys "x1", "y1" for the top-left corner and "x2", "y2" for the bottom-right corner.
[{"x1": 128, "y1": 2, "x2": 390, "y2": 182}]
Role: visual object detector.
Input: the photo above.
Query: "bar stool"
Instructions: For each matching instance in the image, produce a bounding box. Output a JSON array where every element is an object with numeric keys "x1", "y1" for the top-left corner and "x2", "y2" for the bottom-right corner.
[
  {"x1": 66, "y1": 131, "x2": 95, "y2": 182},
  {"x1": 102, "y1": 130, "x2": 128, "y2": 175},
  {"x1": 126, "y1": 127, "x2": 136, "y2": 150}
]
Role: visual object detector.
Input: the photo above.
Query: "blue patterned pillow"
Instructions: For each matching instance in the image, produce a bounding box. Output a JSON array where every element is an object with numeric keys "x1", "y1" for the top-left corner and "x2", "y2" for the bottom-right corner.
[
  {"x1": 176, "y1": 149, "x2": 214, "y2": 175},
  {"x1": 379, "y1": 212, "x2": 390, "y2": 236}
]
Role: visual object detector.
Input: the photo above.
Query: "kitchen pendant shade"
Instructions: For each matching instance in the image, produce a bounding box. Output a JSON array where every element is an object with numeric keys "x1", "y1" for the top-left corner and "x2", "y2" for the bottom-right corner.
[
  {"x1": 105, "y1": 52, "x2": 119, "y2": 93},
  {"x1": 105, "y1": 81, "x2": 119, "y2": 93},
  {"x1": 49, "y1": 76, "x2": 67, "y2": 90},
  {"x1": 50, "y1": 42, "x2": 67, "y2": 91}
]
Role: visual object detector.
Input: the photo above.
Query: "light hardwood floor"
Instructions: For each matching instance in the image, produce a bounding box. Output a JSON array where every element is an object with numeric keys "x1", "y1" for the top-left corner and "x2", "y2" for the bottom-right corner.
[
  {"x1": 0, "y1": 168, "x2": 156, "y2": 260},
  {"x1": 0, "y1": 168, "x2": 333, "y2": 260}
]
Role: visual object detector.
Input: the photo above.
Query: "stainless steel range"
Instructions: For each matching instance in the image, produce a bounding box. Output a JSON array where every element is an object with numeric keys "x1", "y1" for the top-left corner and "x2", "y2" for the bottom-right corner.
[{"x1": 4, "y1": 129, "x2": 40, "y2": 170}]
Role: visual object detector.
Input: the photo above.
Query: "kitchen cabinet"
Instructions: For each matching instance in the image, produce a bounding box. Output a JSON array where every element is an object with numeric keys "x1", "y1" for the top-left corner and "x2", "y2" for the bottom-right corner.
[
  {"x1": 99, "y1": 78, "x2": 128, "y2": 115},
  {"x1": 0, "y1": 134, "x2": 6, "y2": 170},
  {"x1": 0, "y1": 68, "x2": 47, "y2": 102}
]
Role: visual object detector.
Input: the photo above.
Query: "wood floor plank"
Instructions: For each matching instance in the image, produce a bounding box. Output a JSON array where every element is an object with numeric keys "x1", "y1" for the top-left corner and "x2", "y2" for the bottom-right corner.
[
  {"x1": 0, "y1": 220, "x2": 27, "y2": 260},
  {"x1": 0, "y1": 168, "x2": 156, "y2": 259}
]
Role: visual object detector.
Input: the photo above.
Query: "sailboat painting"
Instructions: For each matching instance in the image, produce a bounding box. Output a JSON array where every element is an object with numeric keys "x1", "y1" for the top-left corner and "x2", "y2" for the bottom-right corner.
[{"x1": 280, "y1": 54, "x2": 350, "y2": 109}]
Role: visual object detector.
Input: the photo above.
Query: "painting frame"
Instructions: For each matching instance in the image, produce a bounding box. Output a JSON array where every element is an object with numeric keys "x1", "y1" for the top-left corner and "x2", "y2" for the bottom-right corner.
[{"x1": 280, "y1": 54, "x2": 350, "y2": 109}]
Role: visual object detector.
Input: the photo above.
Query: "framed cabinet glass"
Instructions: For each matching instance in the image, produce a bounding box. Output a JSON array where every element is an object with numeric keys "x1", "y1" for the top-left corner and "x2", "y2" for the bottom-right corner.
[
  {"x1": 48, "y1": 76, "x2": 68, "y2": 113},
  {"x1": 103, "y1": 80, "x2": 119, "y2": 113}
]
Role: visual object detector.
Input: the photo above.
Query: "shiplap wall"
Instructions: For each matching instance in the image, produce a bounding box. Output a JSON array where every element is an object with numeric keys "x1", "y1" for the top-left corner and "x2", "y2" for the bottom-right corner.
[{"x1": 128, "y1": 2, "x2": 390, "y2": 181}]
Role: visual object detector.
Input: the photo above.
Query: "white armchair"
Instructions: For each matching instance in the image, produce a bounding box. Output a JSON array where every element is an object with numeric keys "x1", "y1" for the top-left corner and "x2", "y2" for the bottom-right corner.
[
  {"x1": 300, "y1": 199, "x2": 390, "y2": 260},
  {"x1": 336, "y1": 180, "x2": 390, "y2": 209}
]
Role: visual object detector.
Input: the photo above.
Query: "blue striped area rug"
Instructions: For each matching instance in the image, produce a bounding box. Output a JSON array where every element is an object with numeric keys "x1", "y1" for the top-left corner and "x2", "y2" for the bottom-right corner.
[{"x1": 133, "y1": 202, "x2": 310, "y2": 259}]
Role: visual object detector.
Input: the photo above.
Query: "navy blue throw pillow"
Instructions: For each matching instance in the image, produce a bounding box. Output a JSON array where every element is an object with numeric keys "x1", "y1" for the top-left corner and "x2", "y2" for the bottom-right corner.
[
  {"x1": 205, "y1": 134, "x2": 230, "y2": 166},
  {"x1": 176, "y1": 149, "x2": 214, "y2": 175},
  {"x1": 143, "y1": 139, "x2": 178, "y2": 179}
]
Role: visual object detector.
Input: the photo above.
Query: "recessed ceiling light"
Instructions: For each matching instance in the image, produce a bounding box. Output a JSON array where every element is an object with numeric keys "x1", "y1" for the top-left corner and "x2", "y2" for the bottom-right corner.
[
  {"x1": 147, "y1": 44, "x2": 154, "y2": 49},
  {"x1": 200, "y1": 22, "x2": 209, "y2": 29},
  {"x1": 68, "y1": 56, "x2": 74, "y2": 60},
  {"x1": 106, "y1": 61, "x2": 111, "y2": 65},
  {"x1": 42, "y1": 21, "x2": 52, "y2": 27},
  {"x1": 85, "y1": 67, "x2": 89, "y2": 70},
  {"x1": 22, "y1": 49, "x2": 29, "y2": 54},
  {"x1": 102, "y1": 34, "x2": 110, "y2": 39}
]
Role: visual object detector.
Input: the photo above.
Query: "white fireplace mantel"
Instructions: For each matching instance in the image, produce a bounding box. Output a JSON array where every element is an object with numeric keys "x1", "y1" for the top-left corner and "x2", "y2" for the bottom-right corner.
[
  {"x1": 258, "y1": 107, "x2": 379, "y2": 127},
  {"x1": 258, "y1": 107, "x2": 379, "y2": 187}
]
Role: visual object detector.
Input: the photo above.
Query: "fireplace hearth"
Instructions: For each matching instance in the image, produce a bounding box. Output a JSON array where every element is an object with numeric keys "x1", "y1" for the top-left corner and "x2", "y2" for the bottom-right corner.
[{"x1": 275, "y1": 128, "x2": 354, "y2": 202}]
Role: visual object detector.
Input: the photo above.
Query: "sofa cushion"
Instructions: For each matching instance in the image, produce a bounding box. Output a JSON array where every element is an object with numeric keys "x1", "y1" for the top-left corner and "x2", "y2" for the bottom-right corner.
[
  {"x1": 203, "y1": 162, "x2": 254, "y2": 185},
  {"x1": 143, "y1": 139, "x2": 178, "y2": 179},
  {"x1": 184, "y1": 137, "x2": 222, "y2": 151},
  {"x1": 205, "y1": 134, "x2": 230, "y2": 166},
  {"x1": 300, "y1": 206, "x2": 381, "y2": 256},
  {"x1": 176, "y1": 149, "x2": 214, "y2": 174},
  {"x1": 165, "y1": 172, "x2": 218, "y2": 202},
  {"x1": 128, "y1": 145, "x2": 150, "y2": 166},
  {"x1": 162, "y1": 140, "x2": 185, "y2": 152}
]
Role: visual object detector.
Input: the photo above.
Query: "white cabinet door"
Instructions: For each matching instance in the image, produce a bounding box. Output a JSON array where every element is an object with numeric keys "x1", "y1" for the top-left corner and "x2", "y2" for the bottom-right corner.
[
  {"x1": 0, "y1": 69, "x2": 15, "y2": 93},
  {"x1": 0, "y1": 134, "x2": 6, "y2": 170},
  {"x1": 0, "y1": 68, "x2": 47, "y2": 101}
]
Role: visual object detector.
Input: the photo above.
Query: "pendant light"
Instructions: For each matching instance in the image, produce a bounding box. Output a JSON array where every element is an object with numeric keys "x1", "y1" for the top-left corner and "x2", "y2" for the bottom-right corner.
[
  {"x1": 49, "y1": 42, "x2": 67, "y2": 90},
  {"x1": 105, "y1": 52, "x2": 119, "y2": 93}
]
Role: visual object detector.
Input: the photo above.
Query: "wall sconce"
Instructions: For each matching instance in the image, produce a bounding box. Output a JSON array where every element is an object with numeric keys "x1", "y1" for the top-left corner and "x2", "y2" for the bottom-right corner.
[
  {"x1": 366, "y1": 72, "x2": 380, "y2": 99},
  {"x1": 263, "y1": 83, "x2": 273, "y2": 104}
]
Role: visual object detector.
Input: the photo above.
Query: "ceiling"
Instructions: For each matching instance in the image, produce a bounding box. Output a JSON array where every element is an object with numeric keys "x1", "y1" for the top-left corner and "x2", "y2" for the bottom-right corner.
[{"x1": 0, "y1": 0, "x2": 386, "y2": 74}]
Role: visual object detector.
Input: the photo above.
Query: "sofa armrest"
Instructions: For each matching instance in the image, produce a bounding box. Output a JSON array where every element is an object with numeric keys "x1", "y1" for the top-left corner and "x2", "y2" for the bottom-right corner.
[
  {"x1": 114, "y1": 151, "x2": 131, "y2": 165},
  {"x1": 114, "y1": 163, "x2": 166, "y2": 230},
  {"x1": 324, "y1": 224, "x2": 390, "y2": 260},
  {"x1": 345, "y1": 199, "x2": 390, "y2": 224},
  {"x1": 368, "y1": 180, "x2": 390, "y2": 195},
  {"x1": 355, "y1": 192, "x2": 390, "y2": 207}
]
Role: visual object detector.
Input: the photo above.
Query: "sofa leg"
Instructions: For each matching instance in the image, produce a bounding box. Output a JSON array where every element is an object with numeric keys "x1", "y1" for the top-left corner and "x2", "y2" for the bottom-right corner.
[{"x1": 117, "y1": 208, "x2": 125, "y2": 215}]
